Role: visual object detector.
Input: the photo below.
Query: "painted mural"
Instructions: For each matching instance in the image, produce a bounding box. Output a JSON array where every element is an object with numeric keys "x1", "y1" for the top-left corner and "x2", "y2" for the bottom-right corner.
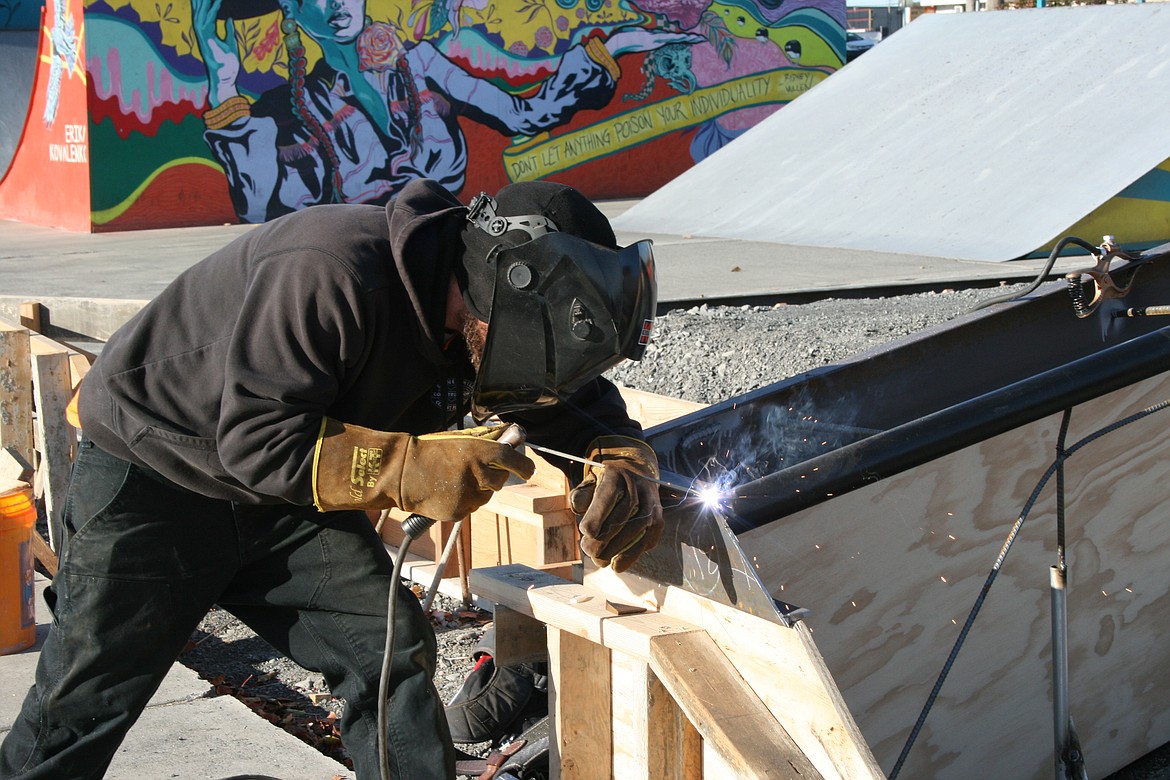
[{"x1": 79, "y1": 0, "x2": 843, "y2": 228}]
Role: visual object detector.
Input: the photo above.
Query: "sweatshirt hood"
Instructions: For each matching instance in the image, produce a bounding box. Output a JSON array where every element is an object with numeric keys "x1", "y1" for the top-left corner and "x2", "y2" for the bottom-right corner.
[{"x1": 387, "y1": 178, "x2": 468, "y2": 350}]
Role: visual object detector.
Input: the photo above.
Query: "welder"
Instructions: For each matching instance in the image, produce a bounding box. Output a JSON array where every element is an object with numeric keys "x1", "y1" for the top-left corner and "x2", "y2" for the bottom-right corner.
[{"x1": 0, "y1": 178, "x2": 664, "y2": 779}]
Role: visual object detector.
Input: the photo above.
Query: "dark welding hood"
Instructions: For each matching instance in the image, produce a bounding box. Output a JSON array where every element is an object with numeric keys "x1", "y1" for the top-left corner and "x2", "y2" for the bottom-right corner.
[{"x1": 464, "y1": 191, "x2": 656, "y2": 418}]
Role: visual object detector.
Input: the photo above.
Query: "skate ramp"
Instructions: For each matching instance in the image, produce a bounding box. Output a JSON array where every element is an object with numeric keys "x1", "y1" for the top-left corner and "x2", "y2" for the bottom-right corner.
[
  {"x1": 0, "y1": 31, "x2": 38, "y2": 181},
  {"x1": 614, "y1": 4, "x2": 1170, "y2": 262}
]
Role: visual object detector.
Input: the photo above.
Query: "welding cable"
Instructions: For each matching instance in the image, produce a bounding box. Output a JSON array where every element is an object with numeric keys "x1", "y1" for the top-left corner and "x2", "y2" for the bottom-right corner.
[
  {"x1": 970, "y1": 236, "x2": 1100, "y2": 312},
  {"x1": 379, "y1": 512, "x2": 438, "y2": 780},
  {"x1": 888, "y1": 397, "x2": 1170, "y2": 779}
]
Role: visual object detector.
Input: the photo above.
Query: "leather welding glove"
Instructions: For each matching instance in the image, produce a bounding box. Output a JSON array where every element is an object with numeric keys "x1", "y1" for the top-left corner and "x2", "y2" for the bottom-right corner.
[
  {"x1": 312, "y1": 419, "x2": 535, "y2": 523},
  {"x1": 569, "y1": 436, "x2": 664, "y2": 573}
]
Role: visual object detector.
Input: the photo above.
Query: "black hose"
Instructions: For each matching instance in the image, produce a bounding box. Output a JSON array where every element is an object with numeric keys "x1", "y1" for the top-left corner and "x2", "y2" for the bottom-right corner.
[
  {"x1": 379, "y1": 513, "x2": 438, "y2": 780},
  {"x1": 970, "y1": 236, "x2": 1099, "y2": 312}
]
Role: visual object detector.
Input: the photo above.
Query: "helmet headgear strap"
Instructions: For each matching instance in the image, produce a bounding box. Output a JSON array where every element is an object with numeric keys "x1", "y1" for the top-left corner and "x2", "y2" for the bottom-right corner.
[{"x1": 467, "y1": 192, "x2": 559, "y2": 240}]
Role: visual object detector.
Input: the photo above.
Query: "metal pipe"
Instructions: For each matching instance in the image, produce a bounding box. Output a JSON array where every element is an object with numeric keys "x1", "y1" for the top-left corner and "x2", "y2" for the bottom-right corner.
[
  {"x1": 1050, "y1": 564, "x2": 1088, "y2": 779},
  {"x1": 1051, "y1": 565, "x2": 1070, "y2": 779}
]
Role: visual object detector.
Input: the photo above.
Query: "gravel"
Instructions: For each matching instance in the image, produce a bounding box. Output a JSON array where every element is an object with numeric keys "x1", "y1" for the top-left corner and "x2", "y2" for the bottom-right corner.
[{"x1": 178, "y1": 281, "x2": 1169, "y2": 778}]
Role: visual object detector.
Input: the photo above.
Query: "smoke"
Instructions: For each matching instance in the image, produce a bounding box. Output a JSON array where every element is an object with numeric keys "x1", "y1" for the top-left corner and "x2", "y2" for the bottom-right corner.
[{"x1": 658, "y1": 386, "x2": 879, "y2": 497}]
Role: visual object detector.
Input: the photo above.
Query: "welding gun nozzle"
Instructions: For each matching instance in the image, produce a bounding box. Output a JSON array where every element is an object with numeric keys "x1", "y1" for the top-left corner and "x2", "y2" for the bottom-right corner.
[{"x1": 497, "y1": 423, "x2": 526, "y2": 448}]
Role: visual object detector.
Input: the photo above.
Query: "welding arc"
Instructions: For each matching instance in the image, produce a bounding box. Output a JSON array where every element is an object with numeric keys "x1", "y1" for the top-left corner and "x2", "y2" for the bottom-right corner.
[{"x1": 524, "y1": 441, "x2": 693, "y2": 495}]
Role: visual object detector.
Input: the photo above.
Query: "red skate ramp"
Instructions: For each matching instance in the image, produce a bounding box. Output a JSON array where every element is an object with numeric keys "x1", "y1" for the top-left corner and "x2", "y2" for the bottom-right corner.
[
  {"x1": 614, "y1": 4, "x2": 1170, "y2": 262},
  {"x1": 0, "y1": 0, "x2": 92, "y2": 232},
  {"x1": 0, "y1": 31, "x2": 38, "y2": 182}
]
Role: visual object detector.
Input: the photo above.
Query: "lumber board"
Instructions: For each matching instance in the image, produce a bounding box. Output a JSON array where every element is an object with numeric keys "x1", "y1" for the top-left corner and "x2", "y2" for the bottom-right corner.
[
  {"x1": 19, "y1": 301, "x2": 43, "y2": 334},
  {"x1": 615, "y1": 385, "x2": 708, "y2": 430},
  {"x1": 30, "y1": 340, "x2": 75, "y2": 551},
  {"x1": 1, "y1": 447, "x2": 34, "y2": 485},
  {"x1": 589, "y1": 566, "x2": 885, "y2": 779},
  {"x1": 469, "y1": 505, "x2": 579, "y2": 569},
  {"x1": 485, "y1": 481, "x2": 569, "y2": 514},
  {"x1": 549, "y1": 627, "x2": 612, "y2": 780},
  {"x1": 610, "y1": 650, "x2": 702, "y2": 780},
  {"x1": 0, "y1": 319, "x2": 34, "y2": 467},
  {"x1": 491, "y1": 605, "x2": 548, "y2": 667},
  {"x1": 649, "y1": 630, "x2": 822, "y2": 780},
  {"x1": 31, "y1": 528, "x2": 57, "y2": 578}
]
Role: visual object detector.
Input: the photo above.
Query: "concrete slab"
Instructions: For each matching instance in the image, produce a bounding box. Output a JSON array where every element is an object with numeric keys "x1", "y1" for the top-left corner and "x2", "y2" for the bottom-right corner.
[
  {"x1": 0, "y1": 203, "x2": 1095, "y2": 342},
  {"x1": 0, "y1": 577, "x2": 352, "y2": 779}
]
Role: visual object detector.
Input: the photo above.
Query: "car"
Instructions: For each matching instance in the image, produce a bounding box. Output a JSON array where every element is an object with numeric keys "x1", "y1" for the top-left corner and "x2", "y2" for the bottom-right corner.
[{"x1": 846, "y1": 31, "x2": 876, "y2": 61}]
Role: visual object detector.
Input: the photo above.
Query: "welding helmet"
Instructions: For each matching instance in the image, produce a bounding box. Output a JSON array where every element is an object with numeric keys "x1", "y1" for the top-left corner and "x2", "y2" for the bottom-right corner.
[{"x1": 459, "y1": 182, "x2": 656, "y2": 418}]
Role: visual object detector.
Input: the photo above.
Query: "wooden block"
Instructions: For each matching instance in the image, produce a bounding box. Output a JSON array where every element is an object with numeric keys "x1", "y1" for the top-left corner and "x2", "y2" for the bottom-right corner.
[
  {"x1": 19, "y1": 301, "x2": 43, "y2": 334},
  {"x1": 491, "y1": 604, "x2": 548, "y2": 667},
  {"x1": 68, "y1": 353, "x2": 91, "y2": 389},
  {"x1": 0, "y1": 319, "x2": 35, "y2": 467},
  {"x1": 526, "y1": 448, "x2": 571, "y2": 494},
  {"x1": 610, "y1": 651, "x2": 701, "y2": 780},
  {"x1": 31, "y1": 529, "x2": 57, "y2": 578},
  {"x1": 549, "y1": 627, "x2": 612, "y2": 780},
  {"x1": 470, "y1": 507, "x2": 580, "y2": 569},
  {"x1": 648, "y1": 631, "x2": 823, "y2": 780},
  {"x1": 615, "y1": 385, "x2": 708, "y2": 430},
  {"x1": 606, "y1": 600, "x2": 647, "y2": 616},
  {"x1": 486, "y1": 482, "x2": 570, "y2": 514},
  {"x1": 1, "y1": 447, "x2": 34, "y2": 484}
]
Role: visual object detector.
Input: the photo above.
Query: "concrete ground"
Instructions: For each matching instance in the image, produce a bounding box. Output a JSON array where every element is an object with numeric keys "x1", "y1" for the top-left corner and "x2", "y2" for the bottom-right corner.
[
  {"x1": 0, "y1": 576, "x2": 353, "y2": 779},
  {"x1": 0, "y1": 203, "x2": 1095, "y2": 342}
]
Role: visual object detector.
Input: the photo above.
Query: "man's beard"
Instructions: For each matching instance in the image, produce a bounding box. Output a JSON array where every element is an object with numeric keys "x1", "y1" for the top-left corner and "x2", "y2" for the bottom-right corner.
[{"x1": 461, "y1": 311, "x2": 488, "y2": 372}]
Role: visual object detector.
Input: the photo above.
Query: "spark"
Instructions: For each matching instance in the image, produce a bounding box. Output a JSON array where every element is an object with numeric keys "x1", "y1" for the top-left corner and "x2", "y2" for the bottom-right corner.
[{"x1": 696, "y1": 482, "x2": 726, "y2": 511}]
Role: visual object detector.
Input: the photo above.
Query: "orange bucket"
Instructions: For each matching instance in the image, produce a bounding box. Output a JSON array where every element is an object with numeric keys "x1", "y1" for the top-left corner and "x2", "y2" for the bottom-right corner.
[{"x1": 0, "y1": 487, "x2": 37, "y2": 655}]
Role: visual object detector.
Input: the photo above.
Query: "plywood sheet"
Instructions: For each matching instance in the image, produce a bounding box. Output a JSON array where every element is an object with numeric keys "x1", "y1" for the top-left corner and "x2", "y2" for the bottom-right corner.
[{"x1": 736, "y1": 370, "x2": 1170, "y2": 777}]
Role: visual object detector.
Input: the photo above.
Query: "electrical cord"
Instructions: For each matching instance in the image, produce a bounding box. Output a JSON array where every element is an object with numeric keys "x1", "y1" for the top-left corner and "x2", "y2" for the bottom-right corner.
[
  {"x1": 379, "y1": 512, "x2": 437, "y2": 780},
  {"x1": 888, "y1": 397, "x2": 1170, "y2": 779},
  {"x1": 970, "y1": 236, "x2": 1099, "y2": 312},
  {"x1": 377, "y1": 423, "x2": 527, "y2": 780}
]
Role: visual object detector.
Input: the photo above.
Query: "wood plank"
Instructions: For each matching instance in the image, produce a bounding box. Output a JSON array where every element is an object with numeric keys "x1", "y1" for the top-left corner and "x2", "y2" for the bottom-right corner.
[
  {"x1": 610, "y1": 651, "x2": 702, "y2": 780},
  {"x1": 589, "y1": 566, "x2": 885, "y2": 780},
  {"x1": 31, "y1": 343, "x2": 74, "y2": 551},
  {"x1": 486, "y1": 482, "x2": 570, "y2": 514},
  {"x1": 31, "y1": 529, "x2": 57, "y2": 578},
  {"x1": 649, "y1": 630, "x2": 823, "y2": 780},
  {"x1": 616, "y1": 385, "x2": 708, "y2": 430},
  {"x1": 1, "y1": 447, "x2": 34, "y2": 485},
  {"x1": 549, "y1": 627, "x2": 611, "y2": 780},
  {"x1": 19, "y1": 301, "x2": 43, "y2": 334},
  {"x1": 469, "y1": 506, "x2": 579, "y2": 569},
  {"x1": 723, "y1": 371, "x2": 1170, "y2": 778},
  {"x1": 0, "y1": 319, "x2": 35, "y2": 467},
  {"x1": 491, "y1": 605, "x2": 548, "y2": 667}
]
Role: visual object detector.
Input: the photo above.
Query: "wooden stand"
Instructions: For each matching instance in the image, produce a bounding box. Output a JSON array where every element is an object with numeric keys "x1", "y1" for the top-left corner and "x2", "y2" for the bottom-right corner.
[
  {"x1": 472, "y1": 564, "x2": 885, "y2": 780},
  {"x1": 0, "y1": 311, "x2": 90, "y2": 572}
]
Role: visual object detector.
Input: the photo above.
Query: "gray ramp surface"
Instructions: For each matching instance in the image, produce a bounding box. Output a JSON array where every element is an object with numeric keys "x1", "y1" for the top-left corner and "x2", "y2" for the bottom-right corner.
[
  {"x1": 0, "y1": 31, "x2": 38, "y2": 182},
  {"x1": 614, "y1": 4, "x2": 1170, "y2": 261}
]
